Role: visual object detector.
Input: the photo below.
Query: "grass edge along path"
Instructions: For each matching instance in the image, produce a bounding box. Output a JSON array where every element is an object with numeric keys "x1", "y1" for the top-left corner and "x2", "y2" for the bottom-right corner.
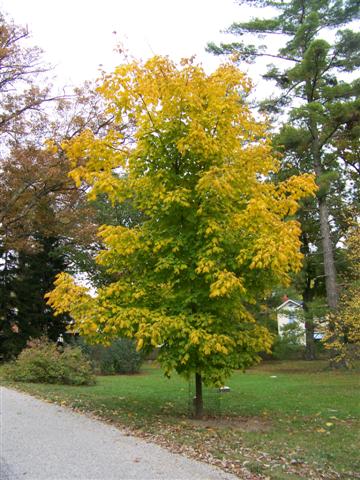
[{"x1": 1, "y1": 361, "x2": 359, "y2": 480}]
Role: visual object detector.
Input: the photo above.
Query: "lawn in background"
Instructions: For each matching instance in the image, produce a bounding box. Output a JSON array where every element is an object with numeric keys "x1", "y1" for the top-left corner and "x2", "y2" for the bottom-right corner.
[{"x1": 1, "y1": 360, "x2": 359, "y2": 479}]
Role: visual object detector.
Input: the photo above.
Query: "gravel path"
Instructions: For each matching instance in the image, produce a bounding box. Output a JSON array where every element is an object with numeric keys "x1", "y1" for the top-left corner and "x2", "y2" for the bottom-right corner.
[{"x1": 0, "y1": 387, "x2": 237, "y2": 480}]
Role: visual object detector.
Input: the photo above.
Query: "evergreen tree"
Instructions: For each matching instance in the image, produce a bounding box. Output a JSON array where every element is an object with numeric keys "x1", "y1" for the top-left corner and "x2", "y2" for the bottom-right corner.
[
  {"x1": 0, "y1": 237, "x2": 71, "y2": 359},
  {"x1": 208, "y1": 0, "x2": 360, "y2": 313}
]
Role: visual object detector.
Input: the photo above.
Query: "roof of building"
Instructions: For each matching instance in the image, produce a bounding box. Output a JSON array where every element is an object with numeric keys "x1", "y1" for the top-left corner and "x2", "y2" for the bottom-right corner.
[{"x1": 276, "y1": 299, "x2": 303, "y2": 311}]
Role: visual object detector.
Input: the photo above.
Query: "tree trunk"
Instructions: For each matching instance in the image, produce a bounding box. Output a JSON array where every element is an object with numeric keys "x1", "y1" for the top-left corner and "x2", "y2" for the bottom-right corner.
[
  {"x1": 304, "y1": 318, "x2": 316, "y2": 360},
  {"x1": 317, "y1": 196, "x2": 338, "y2": 309},
  {"x1": 194, "y1": 372, "x2": 203, "y2": 418},
  {"x1": 310, "y1": 115, "x2": 339, "y2": 310},
  {"x1": 301, "y1": 236, "x2": 316, "y2": 360}
]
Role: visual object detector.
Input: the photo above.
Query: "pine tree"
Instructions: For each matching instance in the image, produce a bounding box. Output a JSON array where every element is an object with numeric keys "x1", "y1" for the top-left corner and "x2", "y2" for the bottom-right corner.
[
  {"x1": 0, "y1": 237, "x2": 71, "y2": 359},
  {"x1": 208, "y1": 0, "x2": 360, "y2": 312}
]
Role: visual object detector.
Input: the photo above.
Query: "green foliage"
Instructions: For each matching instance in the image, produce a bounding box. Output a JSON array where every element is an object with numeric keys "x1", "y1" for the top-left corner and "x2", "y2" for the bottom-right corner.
[
  {"x1": 71, "y1": 195, "x2": 145, "y2": 289},
  {"x1": 272, "y1": 323, "x2": 306, "y2": 360},
  {"x1": 0, "y1": 237, "x2": 71, "y2": 360},
  {"x1": 80, "y1": 338, "x2": 144, "y2": 375},
  {"x1": 3, "y1": 338, "x2": 95, "y2": 385}
]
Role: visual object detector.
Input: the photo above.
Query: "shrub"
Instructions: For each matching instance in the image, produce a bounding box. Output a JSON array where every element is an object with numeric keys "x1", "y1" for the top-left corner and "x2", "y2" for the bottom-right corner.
[
  {"x1": 3, "y1": 338, "x2": 95, "y2": 385},
  {"x1": 79, "y1": 338, "x2": 144, "y2": 375},
  {"x1": 272, "y1": 322, "x2": 306, "y2": 360}
]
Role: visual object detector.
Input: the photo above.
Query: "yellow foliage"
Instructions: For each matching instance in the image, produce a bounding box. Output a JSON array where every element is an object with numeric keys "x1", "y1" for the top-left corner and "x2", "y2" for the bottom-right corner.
[
  {"x1": 209, "y1": 271, "x2": 246, "y2": 298},
  {"x1": 323, "y1": 224, "x2": 360, "y2": 365}
]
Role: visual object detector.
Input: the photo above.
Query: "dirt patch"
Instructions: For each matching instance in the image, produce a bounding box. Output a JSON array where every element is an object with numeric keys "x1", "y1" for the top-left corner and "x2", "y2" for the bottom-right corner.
[{"x1": 187, "y1": 415, "x2": 271, "y2": 432}]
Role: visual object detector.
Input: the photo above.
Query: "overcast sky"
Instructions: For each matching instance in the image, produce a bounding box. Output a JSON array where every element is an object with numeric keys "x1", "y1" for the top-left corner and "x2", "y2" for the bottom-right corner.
[{"x1": 0, "y1": 0, "x2": 253, "y2": 87}]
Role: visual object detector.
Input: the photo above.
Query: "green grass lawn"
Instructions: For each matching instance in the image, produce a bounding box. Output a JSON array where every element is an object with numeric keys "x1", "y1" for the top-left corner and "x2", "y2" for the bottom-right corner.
[{"x1": 1, "y1": 361, "x2": 359, "y2": 479}]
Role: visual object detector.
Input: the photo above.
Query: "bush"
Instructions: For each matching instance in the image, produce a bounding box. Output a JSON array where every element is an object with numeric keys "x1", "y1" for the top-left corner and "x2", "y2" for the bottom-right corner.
[
  {"x1": 80, "y1": 338, "x2": 144, "y2": 375},
  {"x1": 272, "y1": 322, "x2": 306, "y2": 360},
  {"x1": 3, "y1": 338, "x2": 96, "y2": 385}
]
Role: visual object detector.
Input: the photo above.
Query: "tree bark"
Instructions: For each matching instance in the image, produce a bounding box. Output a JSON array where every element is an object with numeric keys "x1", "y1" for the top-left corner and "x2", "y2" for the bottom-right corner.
[
  {"x1": 310, "y1": 113, "x2": 339, "y2": 310},
  {"x1": 304, "y1": 318, "x2": 316, "y2": 360},
  {"x1": 301, "y1": 233, "x2": 316, "y2": 360},
  {"x1": 194, "y1": 372, "x2": 203, "y2": 418},
  {"x1": 317, "y1": 196, "x2": 339, "y2": 309}
]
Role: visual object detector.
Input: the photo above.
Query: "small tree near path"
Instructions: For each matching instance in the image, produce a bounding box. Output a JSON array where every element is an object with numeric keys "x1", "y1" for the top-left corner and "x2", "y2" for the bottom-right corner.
[{"x1": 46, "y1": 56, "x2": 316, "y2": 417}]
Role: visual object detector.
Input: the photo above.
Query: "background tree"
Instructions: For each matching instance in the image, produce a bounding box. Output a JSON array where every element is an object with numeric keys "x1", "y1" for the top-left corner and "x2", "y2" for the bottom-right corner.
[
  {"x1": 323, "y1": 223, "x2": 360, "y2": 366},
  {"x1": 0, "y1": 13, "x2": 111, "y2": 358},
  {"x1": 0, "y1": 237, "x2": 69, "y2": 358},
  {"x1": 47, "y1": 56, "x2": 315, "y2": 417},
  {"x1": 208, "y1": 0, "x2": 360, "y2": 357},
  {"x1": 0, "y1": 83, "x2": 115, "y2": 360},
  {"x1": 0, "y1": 13, "x2": 58, "y2": 143},
  {"x1": 0, "y1": 142, "x2": 98, "y2": 359}
]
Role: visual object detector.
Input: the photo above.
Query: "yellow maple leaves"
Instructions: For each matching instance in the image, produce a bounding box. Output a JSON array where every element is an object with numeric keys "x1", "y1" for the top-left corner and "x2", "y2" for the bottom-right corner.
[{"x1": 209, "y1": 271, "x2": 246, "y2": 298}]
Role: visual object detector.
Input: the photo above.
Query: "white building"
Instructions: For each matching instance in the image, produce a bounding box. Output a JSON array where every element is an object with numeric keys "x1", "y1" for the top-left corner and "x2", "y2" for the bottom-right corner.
[{"x1": 276, "y1": 298, "x2": 306, "y2": 344}]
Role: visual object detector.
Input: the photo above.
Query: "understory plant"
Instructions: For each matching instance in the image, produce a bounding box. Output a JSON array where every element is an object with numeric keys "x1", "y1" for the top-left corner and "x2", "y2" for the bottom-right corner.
[
  {"x1": 4, "y1": 337, "x2": 95, "y2": 385},
  {"x1": 79, "y1": 337, "x2": 144, "y2": 374}
]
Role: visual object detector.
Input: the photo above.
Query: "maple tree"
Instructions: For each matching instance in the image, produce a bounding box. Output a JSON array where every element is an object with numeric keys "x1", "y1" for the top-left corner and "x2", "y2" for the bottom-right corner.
[{"x1": 47, "y1": 56, "x2": 316, "y2": 416}]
